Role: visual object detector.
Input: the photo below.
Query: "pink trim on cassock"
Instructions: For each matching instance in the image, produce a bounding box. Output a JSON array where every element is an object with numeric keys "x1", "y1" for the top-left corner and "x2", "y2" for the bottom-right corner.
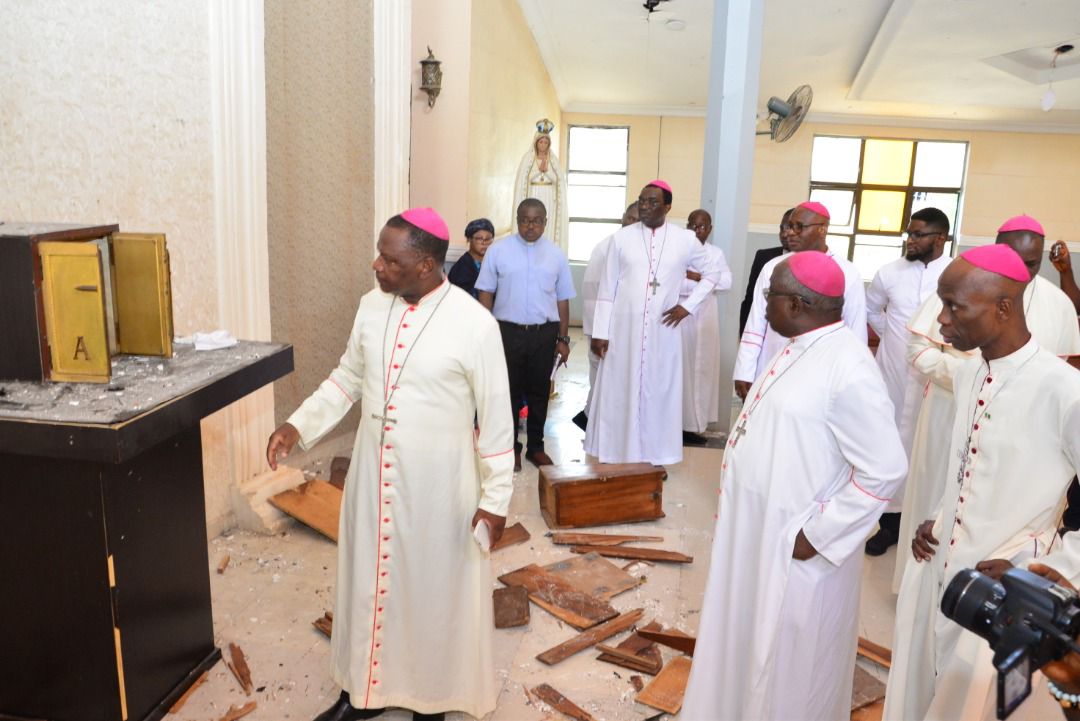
[
  {"x1": 479, "y1": 448, "x2": 513, "y2": 459},
  {"x1": 743, "y1": 330, "x2": 764, "y2": 338},
  {"x1": 328, "y1": 377, "x2": 355, "y2": 404},
  {"x1": 850, "y1": 469, "x2": 890, "y2": 502},
  {"x1": 740, "y1": 339, "x2": 763, "y2": 348}
]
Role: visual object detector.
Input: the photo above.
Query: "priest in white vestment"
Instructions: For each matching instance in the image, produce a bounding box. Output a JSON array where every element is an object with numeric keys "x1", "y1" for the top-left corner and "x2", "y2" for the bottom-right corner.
[
  {"x1": 573, "y1": 202, "x2": 639, "y2": 432},
  {"x1": 733, "y1": 201, "x2": 867, "y2": 401},
  {"x1": 884, "y1": 242, "x2": 1080, "y2": 721},
  {"x1": 864, "y1": 207, "x2": 952, "y2": 556},
  {"x1": 266, "y1": 209, "x2": 514, "y2": 721},
  {"x1": 586, "y1": 180, "x2": 724, "y2": 466},
  {"x1": 683, "y1": 251, "x2": 907, "y2": 721},
  {"x1": 681, "y1": 209, "x2": 733, "y2": 441},
  {"x1": 893, "y1": 216, "x2": 1080, "y2": 592}
]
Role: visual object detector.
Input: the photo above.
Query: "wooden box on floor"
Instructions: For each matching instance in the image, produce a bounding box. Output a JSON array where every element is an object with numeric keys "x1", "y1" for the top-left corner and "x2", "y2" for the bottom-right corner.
[{"x1": 538, "y1": 463, "x2": 665, "y2": 529}]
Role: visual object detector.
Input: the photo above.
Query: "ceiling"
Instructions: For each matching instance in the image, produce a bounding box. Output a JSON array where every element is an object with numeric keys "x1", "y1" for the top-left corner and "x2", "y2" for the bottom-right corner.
[{"x1": 516, "y1": 0, "x2": 1080, "y2": 131}]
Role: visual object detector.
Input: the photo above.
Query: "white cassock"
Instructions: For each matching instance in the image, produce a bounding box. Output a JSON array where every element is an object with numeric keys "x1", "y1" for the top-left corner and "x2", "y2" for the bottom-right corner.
[
  {"x1": 680, "y1": 243, "x2": 733, "y2": 432},
  {"x1": 866, "y1": 253, "x2": 951, "y2": 458},
  {"x1": 581, "y1": 234, "x2": 613, "y2": 409},
  {"x1": 892, "y1": 274, "x2": 1080, "y2": 592},
  {"x1": 682, "y1": 322, "x2": 907, "y2": 721},
  {"x1": 884, "y1": 339, "x2": 1080, "y2": 721},
  {"x1": 586, "y1": 221, "x2": 723, "y2": 465},
  {"x1": 286, "y1": 281, "x2": 514, "y2": 718},
  {"x1": 734, "y1": 250, "x2": 868, "y2": 383}
]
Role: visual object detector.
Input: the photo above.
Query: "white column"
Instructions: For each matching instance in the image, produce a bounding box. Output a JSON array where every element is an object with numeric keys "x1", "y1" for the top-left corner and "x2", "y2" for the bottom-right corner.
[
  {"x1": 208, "y1": 0, "x2": 275, "y2": 486},
  {"x1": 701, "y1": 0, "x2": 765, "y2": 432},
  {"x1": 374, "y1": 0, "x2": 412, "y2": 238}
]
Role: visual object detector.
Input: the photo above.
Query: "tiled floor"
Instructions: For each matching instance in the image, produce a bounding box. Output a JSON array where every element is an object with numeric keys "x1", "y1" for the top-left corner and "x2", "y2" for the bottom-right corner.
[{"x1": 172, "y1": 332, "x2": 897, "y2": 720}]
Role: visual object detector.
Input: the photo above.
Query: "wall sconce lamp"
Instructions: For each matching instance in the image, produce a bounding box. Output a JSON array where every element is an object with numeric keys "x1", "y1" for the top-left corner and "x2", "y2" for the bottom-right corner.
[{"x1": 419, "y1": 47, "x2": 442, "y2": 108}]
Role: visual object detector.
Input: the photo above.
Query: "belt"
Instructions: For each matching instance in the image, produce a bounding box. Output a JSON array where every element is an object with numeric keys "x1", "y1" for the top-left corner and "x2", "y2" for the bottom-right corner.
[{"x1": 498, "y1": 320, "x2": 559, "y2": 332}]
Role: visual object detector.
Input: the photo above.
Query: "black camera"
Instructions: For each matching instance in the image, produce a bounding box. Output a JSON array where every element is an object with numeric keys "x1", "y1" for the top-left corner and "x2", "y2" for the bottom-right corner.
[{"x1": 942, "y1": 567, "x2": 1080, "y2": 719}]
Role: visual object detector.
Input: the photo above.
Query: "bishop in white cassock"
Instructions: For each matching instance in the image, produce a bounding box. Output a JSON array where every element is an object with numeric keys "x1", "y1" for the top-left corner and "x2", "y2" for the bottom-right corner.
[
  {"x1": 893, "y1": 216, "x2": 1080, "y2": 592},
  {"x1": 267, "y1": 209, "x2": 514, "y2": 721},
  {"x1": 885, "y1": 243, "x2": 1080, "y2": 721},
  {"x1": 733, "y1": 201, "x2": 867, "y2": 401},
  {"x1": 683, "y1": 252, "x2": 907, "y2": 721},
  {"x1": 586, "y1": 181, "x2": 723, "y2": 466},
  {"x1": 681, "y1": 209, "x2": 733, "y2": 436}
]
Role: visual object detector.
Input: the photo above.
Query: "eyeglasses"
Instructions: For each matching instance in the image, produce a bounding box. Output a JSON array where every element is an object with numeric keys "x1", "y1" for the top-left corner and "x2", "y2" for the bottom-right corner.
[
  {"x1": 516, "y1": 217, "x2": 546, "y2": 227},
  {"x1": 762, "y1": 288, "x2": 810, "y2": 304},
  {"x1": 688, "y1": 223, "x2": 710, "y2": 232},
  {"x1": 787, "y1": 222, "x2": 827, "y2": 234},
  {"x1": 470, "y1": 235, "x2": 494, "y2": 244},
  {"x1": 904, "y1": 230, "x2": 943, "y2": 241}
]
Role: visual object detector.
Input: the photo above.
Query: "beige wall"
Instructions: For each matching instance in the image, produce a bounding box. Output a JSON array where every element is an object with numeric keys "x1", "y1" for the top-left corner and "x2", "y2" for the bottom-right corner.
[
  {"x1": 563, "y1": 113, "x2": 1080, "y2": 239},
  {"x1": 467, "y1": 0, "x2": 562, "y2": 241},
  {"x1": 265, "y1": 0, "x2": 376, "y2": 449}
]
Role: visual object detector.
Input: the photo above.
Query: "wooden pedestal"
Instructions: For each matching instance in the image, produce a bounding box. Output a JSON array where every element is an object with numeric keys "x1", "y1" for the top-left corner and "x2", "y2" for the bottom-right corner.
[{"x1": 538, "y1": 463, "x2": 665, "y2": 529}]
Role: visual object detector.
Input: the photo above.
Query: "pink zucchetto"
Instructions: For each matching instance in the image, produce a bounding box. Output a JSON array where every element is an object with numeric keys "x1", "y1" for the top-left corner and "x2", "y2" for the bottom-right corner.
[
  {"x1": 647, "y1": 179, "x2": 673, "y2": 194},
  {"x1": 960, "y1": 244, "x2": 1030, "y2": 283},
  {"x1": 997, "y1": 214, "x2": 1045, "y2": 237},
  {"x1": 797, "y1": 201, "x2": 831, "y2": 220},
  {"x1": 787, "y1": 250, "x2": 845, "y2": 297},
  {"x1": 400, "y1": 207, "x2": 450, "y2": 241}
]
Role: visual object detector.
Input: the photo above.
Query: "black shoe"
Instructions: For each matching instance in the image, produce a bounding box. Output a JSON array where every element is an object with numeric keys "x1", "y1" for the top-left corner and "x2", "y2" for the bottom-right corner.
[
  {"x1": 572, "y1": 410, "x2": 588, "y2": 432},
  {"x1": 526, "y1": 450, "x2": 554, "y2": 467},
  {"x1": 864, "y1": 526, "x2": 899, "y2": 556},
  {"x1": 683, "y1": 431, "x2": 708, "y2": 446},
  {"x1": 514, "y1": 448, "x2": 522, "y2": 472},
  {"x1": 313, "y1": 691, "x2": 386, "y2": 721},
  {"x1": 413, "y1": 714, "x2": 445, "y2": 721}
]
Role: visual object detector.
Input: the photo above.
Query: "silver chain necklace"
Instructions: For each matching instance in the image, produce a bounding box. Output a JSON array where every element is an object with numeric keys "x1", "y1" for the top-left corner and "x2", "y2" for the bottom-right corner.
[{"x1": 641, "y1": 222, "x2": 670, "y2": 296}]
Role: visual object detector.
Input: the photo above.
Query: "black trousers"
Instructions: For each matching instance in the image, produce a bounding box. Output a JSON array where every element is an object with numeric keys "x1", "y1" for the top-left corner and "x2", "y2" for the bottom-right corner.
[{"x1": 498, "y1": 320, "x2": 558, "y2": 454}]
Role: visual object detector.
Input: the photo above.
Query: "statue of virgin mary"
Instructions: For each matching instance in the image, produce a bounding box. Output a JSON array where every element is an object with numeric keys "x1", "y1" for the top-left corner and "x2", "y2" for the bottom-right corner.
[{"x1": 513, "y1": 118, "x2": 568, "y2": 251}]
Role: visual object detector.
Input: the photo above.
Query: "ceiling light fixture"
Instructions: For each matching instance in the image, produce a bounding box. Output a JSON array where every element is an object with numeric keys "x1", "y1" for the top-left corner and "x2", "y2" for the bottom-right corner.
[{"x1": 1042, "y1": 43, "x2": 1074, "y2": 112}]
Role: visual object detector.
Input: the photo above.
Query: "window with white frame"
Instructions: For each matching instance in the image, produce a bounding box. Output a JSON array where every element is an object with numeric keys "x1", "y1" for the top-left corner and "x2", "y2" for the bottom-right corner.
[
  {"x1": 808, "y1": 135, "x2": 968, "y2": 280},
  {"x1": 566, "y1": 125, "x2": 630, "y2": 262}
]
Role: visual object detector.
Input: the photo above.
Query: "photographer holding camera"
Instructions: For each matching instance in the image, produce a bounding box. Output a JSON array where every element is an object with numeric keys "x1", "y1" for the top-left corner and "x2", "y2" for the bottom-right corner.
[{"x1": 883, "y1": 242, "x2": 1080, "y2": 721}]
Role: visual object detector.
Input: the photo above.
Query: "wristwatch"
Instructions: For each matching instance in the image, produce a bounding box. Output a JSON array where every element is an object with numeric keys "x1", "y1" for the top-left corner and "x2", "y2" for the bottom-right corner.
[{"x1": 556, "y1": 335, "x2": 571, "y2": 345}]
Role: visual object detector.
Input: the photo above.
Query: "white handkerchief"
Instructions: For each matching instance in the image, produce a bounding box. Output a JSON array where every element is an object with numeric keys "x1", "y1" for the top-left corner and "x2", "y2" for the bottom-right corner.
[{"x1": 473, "y1": 519, "x2": 491, "y2": 553}]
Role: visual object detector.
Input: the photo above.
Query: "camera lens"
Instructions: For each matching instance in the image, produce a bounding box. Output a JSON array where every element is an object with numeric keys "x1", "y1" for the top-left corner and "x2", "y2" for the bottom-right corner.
[{"x1": 942, "y1": 569, "x2": 1007, "y2": 643}]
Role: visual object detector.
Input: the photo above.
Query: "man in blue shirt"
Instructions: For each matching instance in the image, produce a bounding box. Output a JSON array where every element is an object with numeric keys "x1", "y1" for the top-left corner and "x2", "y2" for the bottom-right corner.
[{"x1": 476, "y1": 199, "x2": 575, "y2": 471}]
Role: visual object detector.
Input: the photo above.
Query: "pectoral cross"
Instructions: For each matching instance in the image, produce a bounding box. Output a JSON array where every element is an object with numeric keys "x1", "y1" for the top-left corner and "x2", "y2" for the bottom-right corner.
[
  {"x1": 730, "y1": 419, "x2": 748, "y2": 447},
  {"x1": 648, "y1": 276, "x2": 661, "y2": 296},
  {"x1": 372, "y1": 404, "x2": 399, "y2": 445}
]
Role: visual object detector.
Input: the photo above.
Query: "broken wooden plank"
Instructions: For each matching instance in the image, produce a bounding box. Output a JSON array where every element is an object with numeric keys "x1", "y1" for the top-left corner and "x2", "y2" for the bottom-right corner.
[
  {"x1": 537, "y1": 608, "x2": 645, "y2": 665},
  {"x1": 596, "y1": 620, "x2": 663, "y2": 675},
  {"x1": 168, "y1": 670, "x2": 208, "y2": 713},
  {"x1": 549, "y1": 531, "x2": 664, "y2": 546},
  {"x1": 493, "y1": 585, "x2": 530, "y2": 628},
  {"x1": 637, "y1": 628, "x2": 696, "y2": 657},
  {"x1": 857, "y1": 636, "x2": 892, "y2": 669},
  {"x1": 498, "y1": 564, "x2": 617, "y2": 630},
  {"x1": 329, "y1": 456, "x2": 350, "y2": 490},
  {"x1": 595, "y1": 643, "x2": 664, "y2": 675},
  {"x1": 543, "y1": 552, "x2": 644, "y2": 601},
  {"x1": 217, "y1": 701, "x2": 257, "y2": 721},
  {"x1": 313, "y1": 611, "x2": 333, "y2": 638},
  {"x1": 225, "y1": 642, "x2": 254, "y2": 696},
  {"x1": 216, "y1": 554, "x2": 230, "y2": 574},
  {"x1": 636, "y1": 656, "x2": 692, "y2": 715},
  {"x1": 531, "y1": 683, "x2": 597, "y2": 721},
  {"x1": 630, "y1": 675, "x2": 645, "y2": 692},
  {"x1": 268, "y1": 480, "x2": 342, "y2": 542},
  {"x1": 851, "y1": 665, "x2": 887, "y2": 711},
  {"x1": 491, "y1": 522, "x2": 531, "y2": 551},
  {"x1": 569, "y1": 545, "x2": 693, "y2": 564}
]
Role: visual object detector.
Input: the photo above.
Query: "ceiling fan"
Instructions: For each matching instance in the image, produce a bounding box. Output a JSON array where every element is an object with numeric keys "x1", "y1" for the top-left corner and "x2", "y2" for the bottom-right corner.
[{"x1": 757, "y1": 84, "x2": 813, "y2": 142}]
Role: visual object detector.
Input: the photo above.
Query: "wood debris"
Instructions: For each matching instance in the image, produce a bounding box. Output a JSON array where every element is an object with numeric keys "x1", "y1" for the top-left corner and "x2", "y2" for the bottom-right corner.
[
  {"x1": 491, "y1": 522, "x2": 531, "y2": 551},
  {"x1": 596, "y1": 620, "x2": 664, "y2": 675},
  {"x1": 168, "y1": 670, "x2": 208, "y2": 713},
  {"x1": 857, "y1": 636, "x2": 892, "y2": 668},
  {"x1": 217, "y1": 700, "x2": 257, "y2": 721},
  {"x1": 268, "y1": 480, "x2": 342, "y2": 542},
  {"x1": 569, "y1": 545, "x2": 692, "y2": 564},
  {"x1": 542, "y1": 552, "x2": 644, "y2": 601},
  {"x1": 537, "y1": 608, "x2": 645, "y2": 665},
  {"x1": 493, "y1": 586, "x2": 530, "y2": 628},
  {"x1": 217, "y1": 554, "x2": 230, "y2": 574},
  {"x1": 531, "y1": 683, "x2": 597, "y2": 721},
  {"x1": 498, "y1": 564, "x2": 617, "y2": 630},
  {"x1": 636, "y1": 656, "x2": 692, "y2": 715},
  {"x1": 313, "y1": 610, "x2": 333, "y2": 638},
  {"x1": 637, "y1": 628, "x2": 696, "y2": 657},
  {"x1": 630, "y1": 675, "x2": 645, "y2": 692},
  {"x1": 851, "y1": 665, "x2": 887, "y2": 711},
  {"x1": 549, "y1": 531, "x2": 664, "y2": 546},
  {"x1": 224, "y1": 642, "x2": 254, "y2": 696}
]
